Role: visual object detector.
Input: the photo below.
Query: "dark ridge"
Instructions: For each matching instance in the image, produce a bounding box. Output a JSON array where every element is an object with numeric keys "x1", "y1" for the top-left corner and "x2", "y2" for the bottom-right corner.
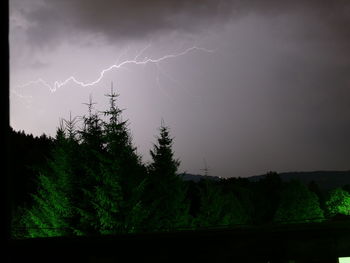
[
  {"x1": 179, "y1": 172, "x2": 222, "y2": 182},
  {"x1": 248, "y1": 170, "x2": 350, "y2": 190}
]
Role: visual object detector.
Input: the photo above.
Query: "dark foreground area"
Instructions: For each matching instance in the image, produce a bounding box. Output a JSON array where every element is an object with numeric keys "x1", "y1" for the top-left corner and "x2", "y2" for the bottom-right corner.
[{"x1": 8, "y1": 220, "x2": 350, "y2": 263}]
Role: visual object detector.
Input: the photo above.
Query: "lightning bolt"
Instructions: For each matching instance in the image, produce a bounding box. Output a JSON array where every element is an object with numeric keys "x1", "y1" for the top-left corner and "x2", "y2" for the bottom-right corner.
[
  {"x1": 10, "y1": 88, "x2": 33, "y2": 100},
  {"x1": 17, "y1": 46, "x2": 215, "y2": 93}
]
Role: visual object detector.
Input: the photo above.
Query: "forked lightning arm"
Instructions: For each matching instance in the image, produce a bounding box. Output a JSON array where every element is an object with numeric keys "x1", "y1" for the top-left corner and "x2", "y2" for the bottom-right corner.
[{"x1": 17, "y1": 46, "x2": 214, "y2": 93}]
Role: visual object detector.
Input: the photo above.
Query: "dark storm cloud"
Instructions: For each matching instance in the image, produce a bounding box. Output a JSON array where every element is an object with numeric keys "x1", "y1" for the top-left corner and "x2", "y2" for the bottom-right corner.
[{"x1": 10, "y1": 0, "x2": 350, "y2": 46}]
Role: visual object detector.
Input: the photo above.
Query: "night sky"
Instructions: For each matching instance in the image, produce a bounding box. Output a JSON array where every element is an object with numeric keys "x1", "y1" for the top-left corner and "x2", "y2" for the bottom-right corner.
[{"x1": 10, "y1": 0, "x2": 350, "y2": 177}]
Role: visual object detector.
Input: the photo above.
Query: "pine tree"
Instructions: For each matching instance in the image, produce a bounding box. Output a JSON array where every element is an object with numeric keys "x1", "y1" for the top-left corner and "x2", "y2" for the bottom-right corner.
[
  {"x1": 77, "y1": 87, "x2": 148, "y2": 234},
  {"x1": 102, "y1": 86, "x2": 146, "y2": 189},
  {"x1": 80, "y1": 95, "x2": 105, "y2": 152},
  {"x1": 20, "y1": 122, "x2": 76, "y2": 237},
  {"x1": 101, "y1": 85, "x2": 148, "y2": 233},
  {"x1": 74, "y1": 96, "x2": 107, "y2": 235},
  {"x1": 146, "y1": 122, "x2": 190, "y2": 231},
  {"x1": 149, "y1": 122, "x2": 180, "y2": 179}
]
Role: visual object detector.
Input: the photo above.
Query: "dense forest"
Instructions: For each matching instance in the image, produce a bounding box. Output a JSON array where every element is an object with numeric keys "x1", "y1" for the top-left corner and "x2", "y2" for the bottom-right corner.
[{"x1": 9, "y1": 89, "x2": 350, "y2": 239}]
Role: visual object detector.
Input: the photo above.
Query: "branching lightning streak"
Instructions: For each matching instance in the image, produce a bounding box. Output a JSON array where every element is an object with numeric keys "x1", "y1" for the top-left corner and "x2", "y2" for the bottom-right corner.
[
  {"x1": 10, "y1": 88, "x2": 33, "y2": 109},
  {"x1": 17, "y1": 46, "x2": 214, "y2": 93},
  {"x1": 10, "y1": 89, "x2": 33, "y2": 100}
]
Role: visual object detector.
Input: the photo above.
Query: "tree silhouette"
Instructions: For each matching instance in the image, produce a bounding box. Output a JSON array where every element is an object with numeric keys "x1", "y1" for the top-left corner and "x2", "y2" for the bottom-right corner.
[
  {"x1": 252, "y1": 172, "x2": 282, "y2": 224},
  {"x1": 97, "y1": 85, "x2": 148, "y2": 233},
  {"x1": 72, "y1": 96, "x2": 107, "y2": 235},
  {"x1": 76, "y1": 87, "x2": 148, "y2": 234},
  {"x1": 8, "y1": 127, "x2": 54, "y2": 211},
  {"x1": 145, "y1": 121, "x2": 190, "y2": 231},
  {"x1": 19, "y1": 123, "x2": 76, "y2": 237},
  {"x1": 308, "y1": 180, "x2": 326, "y2": 211}
]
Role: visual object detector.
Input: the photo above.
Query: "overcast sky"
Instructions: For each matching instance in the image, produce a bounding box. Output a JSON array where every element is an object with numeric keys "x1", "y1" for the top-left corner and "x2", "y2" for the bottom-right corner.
[{"x1": 10, "y1": 0, "x2": 350, "y2": 177}]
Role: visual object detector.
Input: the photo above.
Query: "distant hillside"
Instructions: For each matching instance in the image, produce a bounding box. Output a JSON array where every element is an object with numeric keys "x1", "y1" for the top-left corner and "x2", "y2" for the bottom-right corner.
[
  {"x1": 179, "y1": 173, "x2": 221, "y2": 182},
  {"x1": 248, "y1": 170, "x2": 350, "y2": 190},
  {"x1": 180, "y1": 170, "x2": 350, "y2": 190}
]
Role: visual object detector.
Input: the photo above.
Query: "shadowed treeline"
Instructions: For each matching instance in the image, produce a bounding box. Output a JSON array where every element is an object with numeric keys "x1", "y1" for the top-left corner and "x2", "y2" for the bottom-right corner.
[
  {"x1": 8, "y1": 128, "x2": 54, "y2": 213},
  {"x1": 9, "y1": 88, "x2": 350, "y2": 239}
]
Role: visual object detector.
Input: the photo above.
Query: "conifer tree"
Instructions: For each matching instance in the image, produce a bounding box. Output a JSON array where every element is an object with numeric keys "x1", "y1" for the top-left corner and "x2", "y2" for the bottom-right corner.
[
  {"x1": 20, "y1": 122, "x2": 76, "y2": 237},
  {"x1": 101, "y1": 85, "x2": 148, "y2": 233},
  {"x1": 105, "y1": 87, "x2": 146, "y2": 184},
  {"x1": 77, "y1": 86, "x2": 148, "y2": 234},
  {"x1": 75, "y1": 96, "x2": 104, "y2": 235},
  {"x1": 146, "y1": 121, "x2": 190, "y2": 231}
]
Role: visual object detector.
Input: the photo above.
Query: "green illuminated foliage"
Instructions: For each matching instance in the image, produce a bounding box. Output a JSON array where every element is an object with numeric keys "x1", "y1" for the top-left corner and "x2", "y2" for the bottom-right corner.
[
  {"x1": 15, "y1": 89, "x2": 150, "y2": 238},
  {"x1": 75, "y1": 89, "x2": 148, "y2": 234},
  {"x1": 20, "y1": 125, "x2": 77, "y2": 237},
  {"x1": 325, "y1": 188, "x2": 350, "y2": 217},
  {"x1": 274, "y1": 180, "x2": 324, "y2": 224},
  {"x1": 195, "y1": 180, "x2": 249, "y2": 228}
]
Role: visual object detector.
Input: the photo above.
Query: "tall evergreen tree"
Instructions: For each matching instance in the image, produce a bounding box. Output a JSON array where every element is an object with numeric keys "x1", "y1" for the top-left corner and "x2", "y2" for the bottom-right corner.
[
  {"x1": 102, "y1": 86, "x2": 148, "y2": 233},
  {"x1": 19, "y1": 122, "x2": 77, "y2": 237},
  {"x1": 102, "y1": 86, "x2": 144, "y2": 188},
  {"x1": 74, "y1": 96, "x2": 106, "y2": 235},
  {"x1": 146, "y1": 122, "x2": 190, "y2": 231},
  {"x1": 78, "y1": 87, "x2": 148, "y2": 234}
]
